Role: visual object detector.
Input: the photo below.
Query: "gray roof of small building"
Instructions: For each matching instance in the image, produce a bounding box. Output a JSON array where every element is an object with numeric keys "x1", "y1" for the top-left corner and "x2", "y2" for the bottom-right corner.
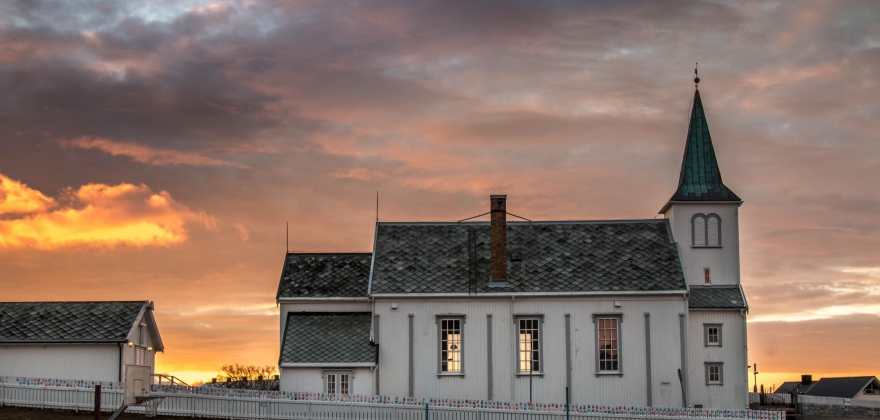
[
  {"x1": 369, "y1": 220, "x2": 687, "y2": 294},
  {"x1": 280, "y1": 312, "x2": 376, "y2": 365},
  {"x1": 276, "y1": 253, "x2": 372, "y2": 299},
  {"x1": 805, "y1": 377, "x2": 879, "y2": 399},
  {"x1": 775, "y1": 381, "x2": 818, "y2": 395},
  {"x1": 0, "y1": 301, "x2": 149, "y2": 343},
  {"x1": 688, "y1": 285, "x2": 748, "y2": 309}
]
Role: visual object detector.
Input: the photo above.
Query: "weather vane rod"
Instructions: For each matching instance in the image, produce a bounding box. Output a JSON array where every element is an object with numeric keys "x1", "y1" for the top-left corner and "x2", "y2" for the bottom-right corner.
[{"x1": 694, "y1": 62, "x2": 700, "y2": 88}]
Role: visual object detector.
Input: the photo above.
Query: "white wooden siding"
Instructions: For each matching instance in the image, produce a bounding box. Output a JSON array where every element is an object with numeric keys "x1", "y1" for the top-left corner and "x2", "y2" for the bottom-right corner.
[
  {"x1": 0, "y1": 344, "x2": 120, "y2": 381},
  {"x1": 280, "y1": 367, "x2": 373, "y2": 394},
  {"x1": 373, "y1": 296, "x2": 688, "y2": 407},
  {"x1": 687, "y1": 311, "x2": 748, "y2": 409},
  {"x1": 664, "y1": 203, "x2": 740, "y2": 286},
  {"x1": 855, "y1": 391, "x2": 880, "y2": 401}
]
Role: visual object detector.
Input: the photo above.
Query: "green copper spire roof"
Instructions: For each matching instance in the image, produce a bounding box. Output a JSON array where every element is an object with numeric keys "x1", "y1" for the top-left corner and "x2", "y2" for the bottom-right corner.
[{"x1": 661, "y1": 89, "x2": 740, "y2": 213}]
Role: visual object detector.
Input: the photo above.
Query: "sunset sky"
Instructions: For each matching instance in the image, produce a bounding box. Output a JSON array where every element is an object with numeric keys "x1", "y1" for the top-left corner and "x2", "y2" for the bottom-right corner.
[{"x1": 2, "y1": 0, "x2": 879, "y2": 391}]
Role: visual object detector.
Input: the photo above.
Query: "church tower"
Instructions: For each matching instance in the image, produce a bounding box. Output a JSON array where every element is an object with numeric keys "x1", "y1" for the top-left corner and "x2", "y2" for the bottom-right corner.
[
  {"x1": 660, "y1": 86, "x2": 743, "y2": 287},
  {"x1": 662, "y1": 75, "x2": 750, "y2": 409}
]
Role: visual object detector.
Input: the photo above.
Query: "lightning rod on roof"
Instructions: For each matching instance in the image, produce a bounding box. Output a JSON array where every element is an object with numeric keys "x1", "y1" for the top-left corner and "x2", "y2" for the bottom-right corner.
[
  {"x1": 694, "y1": 62, "x2": 700, "y2": 88},
  {"x1": 286, "y1": 221, "x2": 289, "y2": 253}
]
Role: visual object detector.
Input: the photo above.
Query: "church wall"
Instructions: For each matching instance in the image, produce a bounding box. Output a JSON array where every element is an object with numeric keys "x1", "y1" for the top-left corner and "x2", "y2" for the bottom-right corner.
[
  {"x1": 373, "y1": 295, "x2": 688, "y2": 407},
  {"x1": 687, "y1": 310, "x2": 748, "y2": 409},
  {"x1": 665, "y1": 203, "x2": 740, "y2": 286},
  {"x1": 280, "y1": 367, "x2": 373, "y2": 395}
]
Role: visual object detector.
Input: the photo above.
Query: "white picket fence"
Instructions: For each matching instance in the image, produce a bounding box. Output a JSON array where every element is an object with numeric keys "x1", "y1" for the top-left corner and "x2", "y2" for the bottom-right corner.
[
  {"x1": 0, "y1": 383, "x2": 784, "y2": 420},
  {"x1": 748, "y1": 392, "x2": 880, "y2": 409}
]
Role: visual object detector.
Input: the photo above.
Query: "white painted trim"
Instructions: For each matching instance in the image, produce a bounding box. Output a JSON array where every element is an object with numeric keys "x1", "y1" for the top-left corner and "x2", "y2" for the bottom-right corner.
[
  {"x1": 280, "y1": 363, "x2": 376, "y2": 368},
  {"x1": 125, "y1": 303, "x2": 148, "y2": 343}
]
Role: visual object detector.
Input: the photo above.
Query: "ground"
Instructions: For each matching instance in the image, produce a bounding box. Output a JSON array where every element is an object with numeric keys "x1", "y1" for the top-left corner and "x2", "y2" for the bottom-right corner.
[{"x1": 0, "y1": 406, "x2": 192, "y2": 420}]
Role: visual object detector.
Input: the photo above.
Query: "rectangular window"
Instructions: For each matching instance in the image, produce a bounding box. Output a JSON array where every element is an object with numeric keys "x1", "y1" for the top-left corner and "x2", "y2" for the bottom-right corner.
[
  {"x1": 705, "y1": 363, "x2": 723, "y2": 385},
  {"x1": 704, "y1": 324, "x2": 722, "y2": 347},
  {"x1": 324, "y1": 372, "x2": 350, "y2": 395},
  {"x1": 135, "y1": 346, "x2": 146, "y2": 365},
  {"x1": 704, "y1": 268, "x2": 711, "y2": 284},
  {"x1": 517, "y1": 318, "x2": 542, "y2": 373},
  {"x1": 439, "y1": 318, "x2": 462, "y2": 373},
  {"x1": 593, "y1": 315, "x2": 622, "y2": 373}
]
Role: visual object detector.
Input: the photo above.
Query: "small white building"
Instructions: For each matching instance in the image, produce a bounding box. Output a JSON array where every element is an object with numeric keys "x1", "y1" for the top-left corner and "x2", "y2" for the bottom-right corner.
[
  {"x1": 0, "y1": 301, "x2": 164, "y2": 382},
  {"x1": 777, "y1": 376, "x2": 880, "y2": 402},
  {"x1": 276, "y1": 86, "x2": 749, "y2": 409}
]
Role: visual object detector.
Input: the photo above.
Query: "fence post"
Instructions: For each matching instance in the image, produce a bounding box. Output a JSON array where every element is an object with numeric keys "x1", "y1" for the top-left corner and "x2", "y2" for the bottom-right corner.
[
  {"x1": 41, "y1": 386, "x2": 45, "y2": 410},
  {"x1": 565, "y1": 387, "x2": 570, "y2": 420},
  {"x1": 425, "y1": 402, "x2": 429, "y2": 420},
  {"x1": 94, "y1": 385, "x2": 101, "y2": 420}
]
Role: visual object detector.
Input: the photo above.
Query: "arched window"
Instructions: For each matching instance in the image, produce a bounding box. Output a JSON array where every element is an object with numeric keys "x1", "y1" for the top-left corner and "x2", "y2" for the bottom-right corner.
[
  {"x1": 693, "y1": 215, "x2": 706, "y2": 246},
  {"x1": 692, "y1": 213, "x2": 721, "y2": 247}
]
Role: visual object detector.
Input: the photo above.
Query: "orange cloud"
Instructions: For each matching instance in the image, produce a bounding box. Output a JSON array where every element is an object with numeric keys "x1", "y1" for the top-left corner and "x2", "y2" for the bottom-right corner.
[
  {"x1": 234, "y1": 222, "x2": 249, "y2": 242},
  {"x1": 61, "y1": 137, "x2": 249, "y2": 168},
  {"x1": 0, "y1": 174, "x2": 57, "y2": 214},
  {"x1": 0, "y1": 173, "x2": 214, "y2": 249}
]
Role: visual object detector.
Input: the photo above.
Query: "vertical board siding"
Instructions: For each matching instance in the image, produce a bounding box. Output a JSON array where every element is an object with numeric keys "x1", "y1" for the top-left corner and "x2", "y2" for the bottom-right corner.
[
  {"x1": 665, "y1": 204, "x2": 740, "y2": 286},
  {"x1": 688, "y1": 311, "x2": 748, "y2": 409},
  {"x1": 0, "y1": 344, "x2": 119, "y2": 382},
  {"x1": 374, "y1": 296, "x2": 687, "y2": 407},
  {"x1": 281, "y1": 367, "x2": 373, "y2": 395}
]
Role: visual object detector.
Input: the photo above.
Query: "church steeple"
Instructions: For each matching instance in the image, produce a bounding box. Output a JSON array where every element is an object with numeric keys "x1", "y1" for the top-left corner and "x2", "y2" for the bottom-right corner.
[{"x1": 660, "y1": 86, "x2": 741, "y2": 214}]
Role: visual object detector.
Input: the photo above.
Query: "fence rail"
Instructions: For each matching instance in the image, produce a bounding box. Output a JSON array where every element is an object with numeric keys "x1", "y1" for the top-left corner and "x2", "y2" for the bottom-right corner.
[{"x1": 1, "y1": 382, "x2": 785, "y2": 420}]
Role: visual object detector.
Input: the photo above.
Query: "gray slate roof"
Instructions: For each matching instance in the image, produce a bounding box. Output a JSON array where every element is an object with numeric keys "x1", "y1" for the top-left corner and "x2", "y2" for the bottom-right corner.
[
  {"x1": 805, "y1": 377, "x2": 879, "y2": 399},
  {"x1": 369, "y1": 220, "x2": 687, "y2": 294},
  {"x1": 280, "y1": 313, "x2": 376, "y2": 365},
  {"x1": 689, "y1": 285, "x2": 748, "y2": 309},
  {"x1": 277, "y1": 253, "x2": 372, "y2": 299},
  {"x1": 775, "y1": 381, "x2": 818, "y2": 395},
  {"x1": 0, "y1": 301, "x2": 147, "y2": 343}
]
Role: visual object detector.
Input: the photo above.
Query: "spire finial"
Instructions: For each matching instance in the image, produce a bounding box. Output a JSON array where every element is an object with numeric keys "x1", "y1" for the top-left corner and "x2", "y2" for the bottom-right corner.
[{"x1": 694, "y1": 63, "x2": 700, "y2": 88}]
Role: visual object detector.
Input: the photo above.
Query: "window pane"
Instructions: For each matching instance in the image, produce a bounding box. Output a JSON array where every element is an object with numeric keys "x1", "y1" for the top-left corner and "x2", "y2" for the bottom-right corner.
[
  {"x1": 694, "y1": 216, "x2": 706, "y2": 246},
  {"x1": 519, "y1": 318, "x2": 540, "y2": 372},
  {"x1": 340, "y1": 374, "x2": 349, "y2": 395},
  {"x1": 327, "y1": 374, "x2": 336, "y2": 394},
  {"x1": 707, "y1": 216, "x2": 720, "y2": 246},
  {"x1": 598, "y1": 318, "x2": 619, "y2": 372},
  {"x1": 441, "y1": 319, "x2": 461, "y2": 372}
]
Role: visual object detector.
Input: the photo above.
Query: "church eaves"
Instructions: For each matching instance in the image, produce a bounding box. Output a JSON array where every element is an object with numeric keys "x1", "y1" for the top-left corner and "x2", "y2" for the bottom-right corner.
[{"x1": 660, "y1": 89, "x2": 741, "y2": 213}]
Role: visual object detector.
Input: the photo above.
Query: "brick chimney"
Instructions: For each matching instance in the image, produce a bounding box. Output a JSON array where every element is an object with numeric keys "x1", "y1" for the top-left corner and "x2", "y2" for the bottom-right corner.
[{"x1": 490, "y1": 195, "x2": 507, "y2": 283}]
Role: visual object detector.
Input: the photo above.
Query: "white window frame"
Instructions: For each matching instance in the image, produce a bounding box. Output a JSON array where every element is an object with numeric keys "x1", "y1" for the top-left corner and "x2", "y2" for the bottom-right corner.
[
  {"x1": 692, "y1": 213, "x2": 722, "y2": 247},
  {"x1": 593, "y1": 314, "x2": 622, "y2": 375},
  {"x1": 705, "y1": 362, "x2": 723, "y2": 385},
  {"x1": 436, "y1": 315, "x2": 465, "y2": 375},
  {"x1": 322, "y1": 370, "x2": 353, "y2": 395},
  {"x1": 515, "y1": 315, "x2": 544, "y2": 375},
  {"x1": 704, "y1": 324, "x2": 722, "y2": 347}
]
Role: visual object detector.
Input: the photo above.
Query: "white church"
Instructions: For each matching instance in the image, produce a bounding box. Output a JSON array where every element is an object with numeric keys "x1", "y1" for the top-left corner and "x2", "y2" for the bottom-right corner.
[{"x1": 275, "y1": 85, "x2": 749, "y2": 409}]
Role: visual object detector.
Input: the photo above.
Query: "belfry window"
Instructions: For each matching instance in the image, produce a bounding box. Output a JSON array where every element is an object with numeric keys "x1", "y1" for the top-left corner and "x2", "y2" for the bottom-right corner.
[{"x1": 692, "y1": 213, "x2": 721, "y2": 247}]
